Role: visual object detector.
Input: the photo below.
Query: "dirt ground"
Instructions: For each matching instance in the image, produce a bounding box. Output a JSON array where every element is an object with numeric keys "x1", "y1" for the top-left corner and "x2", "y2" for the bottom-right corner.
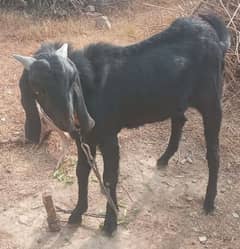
[{"x1": 1, "y1": 1, "x2": 240, "y2": 249}]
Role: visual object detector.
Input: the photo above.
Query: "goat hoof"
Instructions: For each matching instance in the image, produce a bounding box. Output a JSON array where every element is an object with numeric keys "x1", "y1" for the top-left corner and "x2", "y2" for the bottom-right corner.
[
  {"x1": 203, "y1": 201, "x2": 215, "y2": 214},
  {"x1": 102, "y1": 219, "x2": 117, "y2": 236},
  {"x1": 68, "y1": 210, "x2": 82, "y2": 225},
  {"x1": 157, "y1": 158, "x2": 168, "y2": 169}
]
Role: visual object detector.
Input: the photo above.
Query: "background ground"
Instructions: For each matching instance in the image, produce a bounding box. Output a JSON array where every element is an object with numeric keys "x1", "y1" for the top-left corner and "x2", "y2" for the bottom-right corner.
[{"x1": 0, "y1": 1, "x2": 240, "y2": 248}]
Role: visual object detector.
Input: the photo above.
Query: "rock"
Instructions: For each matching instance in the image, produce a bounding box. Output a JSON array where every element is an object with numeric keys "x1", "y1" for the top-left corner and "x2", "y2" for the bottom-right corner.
[
  {"x1": 180, "y1": 158, "x2": 186, "y2": 165},
  {"x1": 192, "y1": 179, "x2": 197, "y2": 183},
  {"x1": 95, "y1": 16, "x2": 111, "y2": 30},
  {"x1": 85, "y1": 5, "x2": 95, "y2": 12},
  {"x1": 31, "y1": 203, "x2": 42, "y2": 210},
  {"x1": 0, "y1": 207, "x2": 7, "y2": 212},
  {"x1": 227, "y1": 179, "x2": 232, "y2": 185},
  {"x1": 175, "y1": 175, "x2": 184, "y2": 178},
  {"x1": 37, "y1": 238, "x2": 42, "y2": 244},
  {"x1": 220, "y1": 188, "x2": 226, "y2": 193},
  {"x1": 1, "y1": 117, "x2": 6, "y2": 122},
  {"x1": 192, "y1": 227, "x2": 199, "y2": 232},
  {"x1": 186, "y1": 156, "x2": 193, "y2": 164},
  {"x1": 186, "y1": 196, "x2": 193, "y2": 202},
  {"x1": 199, "y1": 236, "x2": 207, "y2": 244},
  {"x1": 232, "y1": 212, "x2": 239, "y2": 218},
  {"x1": 19, "y1": 215, "x2": 32, "y2": 226},
  {"x1": 5, "y1": 168, "x2": 11, "y2": 174}
]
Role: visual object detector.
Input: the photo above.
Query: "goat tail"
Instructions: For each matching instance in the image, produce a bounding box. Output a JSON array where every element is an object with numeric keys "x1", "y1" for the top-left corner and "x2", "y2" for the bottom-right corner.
[{"x1": 199, "y1": 14, "x2": 231, "y2": 54}]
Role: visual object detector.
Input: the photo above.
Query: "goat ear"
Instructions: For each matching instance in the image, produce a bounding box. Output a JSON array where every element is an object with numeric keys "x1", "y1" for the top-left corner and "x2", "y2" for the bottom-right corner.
[
  {"x1": 56, "y1": 43, "x2": 68, "y2": 59},
  {"x1": 73, "y1": 84, "x2": 95, "y2": 135},
  {"x1": 13, "y1": 54, "x2": 36, "y2": 70}
]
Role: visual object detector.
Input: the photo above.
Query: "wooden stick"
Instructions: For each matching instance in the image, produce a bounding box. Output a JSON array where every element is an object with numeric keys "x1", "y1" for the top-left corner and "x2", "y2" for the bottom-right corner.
[{"x1": 42, "y1": 192, "x2": 61, "y2": 232}]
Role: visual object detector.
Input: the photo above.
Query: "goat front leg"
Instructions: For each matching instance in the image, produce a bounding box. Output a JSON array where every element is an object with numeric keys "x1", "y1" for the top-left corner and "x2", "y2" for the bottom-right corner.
[
  {"x1": 68, "y1": 137, "x2": 96, "y2": 224},
  {"x1": 99, "y1": 135, "x2": 120, "y2": 236}
]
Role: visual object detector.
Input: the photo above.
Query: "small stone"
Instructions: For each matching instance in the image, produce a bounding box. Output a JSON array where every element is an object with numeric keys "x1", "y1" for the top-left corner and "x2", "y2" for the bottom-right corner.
[
  {"x1": 1, "y1": 117, "x2": 6, "y2": 122},
  {"x1": 19, "y1": 215, "x2": 32, "y2": 225},
  {"x1": 0, "y1": 207, "x2": 7, "y2": 212},
  {"x1": 189, "y1": 212, "x2": 197, "y2": 217},
  {"x1": 180, "y1": 158, "x2": 186, "y2": 165},
  {"x1": 95, "y1": 15, "x2": 111, "y2": 30},
  {"x1": 227, "y1": 180, "x2": 232, "y2": 185},
  {"x1": 192, "y1": 227, "x2": 199, "y2": 232},
  {"x1": 232, "y1": 212, "x2": 239, "y2": 218},
  {"x1": 199, "y1": 236, "x2": 207, "y2": 244},
  {"x1": 31, "y1": 203, "x2": 42, "y2": 210},
  {"x1": 37, "y1": 238, "x2": 42, "y2": 244},
  {"x1": 186, "y1": 156, "x2": 193, "y2": 164},
  {"x1": 220, "y1": 188, "x2": 226, "y2": 193},
  {"x1": 5, "y1": 168, "x2": 11, "y2": 174},
  {"x1": 85, "y1": 5, "x2": 95, "y2": 12},
  {"x1": 192, "y1": 179, "x2": 197, "y2": 183},
  {"x1": 182, "y1": 135, "x2": 186, "y2": 141},
  {"x1": 186, "y1": 196, "x2": 193, "y2": 202},
  {"x1": 175, "y1": 175, "x2": 184, "y2": 178}
]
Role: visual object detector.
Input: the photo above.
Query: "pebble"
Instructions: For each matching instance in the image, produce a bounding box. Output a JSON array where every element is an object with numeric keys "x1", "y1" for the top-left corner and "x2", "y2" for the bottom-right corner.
[
  {"x1": 95, "y1": 15, "x2": 112, "y2": 30},
  {"x1": 186, "y1": 196, "x2": 193, "y2": 202},
  {"x1": 5, "y1": 168, "x2": 12, "y2": 174},
  {"x1": 180, "y1": 158, "x2": 186, "y2": 165},
  {"x1": 37, "y1": 238, "x2": 42, "y2": 244},
  {"x1": 220, "y1": 188, "x2": 226, "y2": 193},
  {"x1": 85, "y1": 5, "x2": 95, "y2": 12},
  {"x1": 199, "y1": 236, "x2": 207, "y2": 244},
  {"x1": 31, "y1": 203, "x2": 42, "y2": 210},
  {"x1": 227, "y1": 180, "x2": 232, "y2": 185},
  {"x1": 18, "y1": 215, "x2": 32, "y2": 225},
  {"x1": 192, "y1": 227, "x2": 199, "y2": 232},
  {"x1": 175, "y1": 175, "x2": 184, "y2": 178},
  {"x1": 232, "y1": 212, "x2": 239, "y2": 218},
  {"x1": 186, "y1": 156, "x2": 193, "y2": 164}
]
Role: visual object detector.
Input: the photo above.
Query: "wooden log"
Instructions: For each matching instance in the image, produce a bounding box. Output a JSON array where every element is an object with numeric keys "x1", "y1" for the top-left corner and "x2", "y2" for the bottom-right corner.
[{"x1": 42, "y1": 192, "x2": 61, "y2": 232}]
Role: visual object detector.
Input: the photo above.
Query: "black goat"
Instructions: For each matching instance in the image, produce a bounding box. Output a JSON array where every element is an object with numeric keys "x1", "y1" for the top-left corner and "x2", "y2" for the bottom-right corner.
[{"x1": 14, "y1": 14, "x2": 230, "y2": 235}]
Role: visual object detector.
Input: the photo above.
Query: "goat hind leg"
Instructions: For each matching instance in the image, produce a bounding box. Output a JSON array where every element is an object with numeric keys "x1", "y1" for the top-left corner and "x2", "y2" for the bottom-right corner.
[
  {"x1": 157, "y1": 115, "x2": 186, "y2": 168},
  {"x1": 201, "y1": 106, "x2": 221, "y2": 213}
]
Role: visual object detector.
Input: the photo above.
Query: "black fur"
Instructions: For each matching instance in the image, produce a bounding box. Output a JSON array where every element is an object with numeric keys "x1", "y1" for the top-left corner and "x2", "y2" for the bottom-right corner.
[{"x1": 18, "y1": 14, "x2": 230, "y2": 235}]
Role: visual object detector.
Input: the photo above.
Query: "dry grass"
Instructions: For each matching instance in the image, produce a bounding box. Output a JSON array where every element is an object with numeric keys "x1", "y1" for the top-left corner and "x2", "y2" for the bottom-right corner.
[
  {"x1": 0, "y1": 0, "x2": 199, "y2": 43},
  {"x1": 0, "y1": 3, "x2": 180, "y2": 47},
  {"x1": 1, "y1": 0, "x2": 239, "y2": 110},
  {"x1": 193, "y1": 0, "x2": 240, "y2": 111},
  {"x1": 0, "y1": 11, "x2": 92, "y2": 43}
]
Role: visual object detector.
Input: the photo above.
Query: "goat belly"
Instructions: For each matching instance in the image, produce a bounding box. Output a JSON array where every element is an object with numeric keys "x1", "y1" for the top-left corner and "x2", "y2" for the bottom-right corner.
[{"x1": 100, "y1": 75, "x2": 190, "y2": 129}]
